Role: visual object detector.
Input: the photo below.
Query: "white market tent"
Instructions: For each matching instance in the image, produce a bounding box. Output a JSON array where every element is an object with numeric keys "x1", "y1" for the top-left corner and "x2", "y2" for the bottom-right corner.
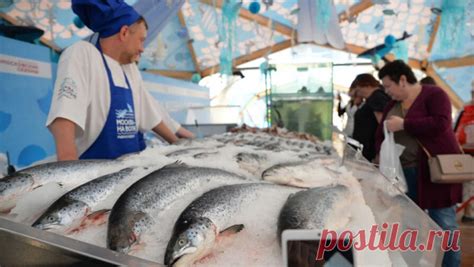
[{"x1": 1, "y1": 0, "x2": 472, "y2": 108}]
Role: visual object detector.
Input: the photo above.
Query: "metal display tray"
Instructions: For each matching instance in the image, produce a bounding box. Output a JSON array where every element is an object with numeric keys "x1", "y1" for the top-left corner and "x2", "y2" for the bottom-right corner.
[{"x1": 0, "y1": 217, "x2": 162, "y2": 266}]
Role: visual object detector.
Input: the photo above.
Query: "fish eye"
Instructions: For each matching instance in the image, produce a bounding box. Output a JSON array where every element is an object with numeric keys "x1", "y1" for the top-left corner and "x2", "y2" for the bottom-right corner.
[
  {"x1": 47, "y1": 216, "x2": 56, "y2": 222},
  {"x1": 178, "y1": 239, "x2": 186, "y2": 246}
]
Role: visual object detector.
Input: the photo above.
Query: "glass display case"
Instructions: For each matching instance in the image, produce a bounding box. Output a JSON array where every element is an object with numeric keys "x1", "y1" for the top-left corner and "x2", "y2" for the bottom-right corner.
[
  {"x1": 269, "y1": 63, "x2": 334, "y2": 140},
  {"x1": 341, "y1": 143, "x2": 443, "y2": 266},
  {"x1": 0, "y1": 133, "x2": 444, "y2": 266}
]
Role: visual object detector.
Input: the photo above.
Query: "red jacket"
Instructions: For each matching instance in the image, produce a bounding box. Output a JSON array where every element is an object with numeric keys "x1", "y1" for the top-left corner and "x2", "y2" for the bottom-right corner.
[
  {"x1": 375, "y1": 85, "x2": 462, "y2": 209},
  {"x1": 455, "y1": 103, "x2": 474, "y2": 155}
]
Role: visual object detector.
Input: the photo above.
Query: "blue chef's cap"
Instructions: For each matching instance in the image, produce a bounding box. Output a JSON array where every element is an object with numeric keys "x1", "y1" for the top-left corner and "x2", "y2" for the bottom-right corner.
[{"x1": 72, "y1": 0, "x2": 141, "y2": 38}]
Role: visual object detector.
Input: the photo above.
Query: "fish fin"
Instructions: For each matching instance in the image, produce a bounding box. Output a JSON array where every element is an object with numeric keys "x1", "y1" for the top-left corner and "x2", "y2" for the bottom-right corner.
[
  {"x1": 400, "y1": 31, "x2": 409, "y2": 40},
  {"x1": 33, "y1": 181, "x2": 63, "y2": 190},
  {"x1": 119, "y1": 167, "x2": 135, "y2": 173},
  {"x1": 0, "y1": 205, "x2": 15, "y2": 214},
  {"x1": 129, "y1": 239, "x2": 146, "y2": 254},
  {"x1": 32, "y1": 184, "x2": 43, "y2": 190},
  {"x1": 195, "y1": 252, "x2": 216, "y2": 265},
  {"x1": 287, "y1": 178, "x2": 311, "y2": 188},
  {"x1": 286, "y1": 192, "x2": 298, "y2": 201},
  {"x1": 161, "y1": 160, "x2": 188, "y2": 170},
  {"x1": 67, "y1": 228, "x2": 81, "y2": 235},
  {"x1": 84, "y1": 209, "x2": 110, "y2": 226},
  {"x1": 219, "y1": 224, "x2": 244, "y2": 237}
]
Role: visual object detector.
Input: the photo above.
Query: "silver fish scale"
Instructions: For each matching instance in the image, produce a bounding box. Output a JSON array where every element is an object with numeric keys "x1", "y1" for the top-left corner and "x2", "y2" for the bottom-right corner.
[
  {"x1": 0, "y1": 173, "x2": 33, "y2": 196},
  {"x1": 178, "y1": 183, "x2": 295, "y2": 231},
  {"x1": 193, "y1": 151, "x2": 219, "y2": 159},
  {"x1": 57, "y1": 200, "x2": 88, "y2": 219},
  {"x1": 1, "y1": 160, "x2": 117, "y2": 212},
  {"x1": 107, "y1": 164, "x2": 249, "y2": 252},
  {"x1": 65, "y1": 168, "x2": 135, "y2": 207},
  {"x1": 32, "y1": 167, "x2": 144, "y2": 231},
  {"x1": 166, "y1": 147, "x2": 207, "y2": 157},
  {"x1": 235, "y1": 152, "x2": 267, "y2": 164},
  {"x1": 115, "y1": 166, "x2": 246, "y2": 213},
  {"x1": 262, "y1": 160, "x2": 314, "y2": 177},
  {"x1": 20, "y1": 160, "x2": 115, "y2": 183},
  {"x1": 277, "y1": 185, "x2": 348, "y2": 235}
]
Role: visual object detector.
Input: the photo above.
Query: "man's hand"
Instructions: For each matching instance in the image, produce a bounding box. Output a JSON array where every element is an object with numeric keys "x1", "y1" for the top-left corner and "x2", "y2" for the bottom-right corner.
[
  {"x1": 152, "y1": 121, "x2": 179, "y2": 144},
  {"x1": 386, "y1": 115, "x2": 404, "y2": 132},
  {"x1": 176, "y1": 127, "x2": 195, "y2": 139},
  {"x1": 48, "y1": 118, "x2": 78, "y2": 161}
]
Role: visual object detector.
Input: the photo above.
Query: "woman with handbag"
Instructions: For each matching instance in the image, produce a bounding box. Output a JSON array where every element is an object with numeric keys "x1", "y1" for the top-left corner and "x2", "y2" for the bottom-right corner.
[
  {"x1": 351, "y1": 73, "x2": 391, "y2": 162},
  {"x1": 454, "y1": 84, "x2": 474, "y2": 223},
  {"x1": 374, "y1": 60, "x2": 462, "y2": 267},
  {"x1": 337, "y1": 86, "x2": 364, "y2": 137}
]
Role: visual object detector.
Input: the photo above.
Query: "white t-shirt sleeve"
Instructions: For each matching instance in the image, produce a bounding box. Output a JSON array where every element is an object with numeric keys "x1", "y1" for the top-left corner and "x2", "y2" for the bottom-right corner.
[
  {"x1": 155, "y1": 100, "x2": 181, "y2": 133},
  {"x1": 129, "y1": 66, "x2": 162, "y2": 131},
  {"x1": 46, "y1": 43, "x2": 90, "y2": 132},
  {"x1": 167, "y1": 115, "x2": 182, "y2": 133}
]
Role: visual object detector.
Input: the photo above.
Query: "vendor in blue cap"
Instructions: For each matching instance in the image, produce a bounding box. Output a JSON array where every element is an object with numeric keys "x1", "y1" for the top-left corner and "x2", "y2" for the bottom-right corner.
[{"x1": 46, "y1": 0, "x2": 178, "y2": 160}]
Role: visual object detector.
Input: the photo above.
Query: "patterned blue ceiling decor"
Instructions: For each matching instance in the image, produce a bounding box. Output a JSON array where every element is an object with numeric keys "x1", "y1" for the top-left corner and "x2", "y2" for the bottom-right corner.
[
  {"x1": 430, "y1": 0, "x2": 474, "y2": 61},
  {"x1": 0, "y1": 1, "x2": 93, "y2": 48},
  {"x1": 243, "y1": 0, "x2": 297, "y2": 27},
  {"x1": 181, "y1": 1, "x2": 288, "y2": 71},
  {"x1": 239, "y1": 0, "x2": 357, "y2": 28},
  {"x1": 0, "y1": 0, "x2": 193, "y2": 71},
  {"x1": 218, "y1": 0, "x2": 242, "y2": 75},
  {"x1": 434, "y1": 65, "x2": 474, "y2": 103},
  {"x1": 139, "y1": 15, "x2": 195, "y2": 71},
  {"x1": 357, "y1": 32, "x2": 411, "y2": 62},
  {"x1": 436, "y1": 0, "x2": 466, "y2": 52},
  {"x1": 334, "y1": 0, "x2": 361, "y2": 15},
  {"x1": 0, "y1": 0, "x2": 182, "y2": 50},
  {"x1": 2, "y1": 0, "x2": 467, "y2": 67},
  {"x1": 0, "y1": 0, "x2": 472, "y2": 102},
  {"x1": 340, "y1": 0, "x2": 438, "y2": 61},
  {"x1": 133, "y1": 0, "x2": 185, "y2": 47},
  {"x1": 1, "y1": 0, "x2": 469, "y2": 65}
]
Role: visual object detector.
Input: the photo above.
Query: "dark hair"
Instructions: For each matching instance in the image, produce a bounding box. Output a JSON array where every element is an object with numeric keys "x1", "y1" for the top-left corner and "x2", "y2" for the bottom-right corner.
[
  {"x1": 135, "y1": 16, "x2": 148, "y2": 30},
  {"x1": 351, "y1": 73, "x2": 381, "y2": 88},
  {"x1": 420, "y1": 76, "x2": 436, "y2": 85},
  {"x1": 378, "y1": 60, "x2": 417, "y2": 84}
]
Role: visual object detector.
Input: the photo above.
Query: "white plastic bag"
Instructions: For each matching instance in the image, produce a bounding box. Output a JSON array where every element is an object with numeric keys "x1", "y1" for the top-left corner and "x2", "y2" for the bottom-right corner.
[{"x1": 379, "y1": 121, "x2": 407, "y2": 192}]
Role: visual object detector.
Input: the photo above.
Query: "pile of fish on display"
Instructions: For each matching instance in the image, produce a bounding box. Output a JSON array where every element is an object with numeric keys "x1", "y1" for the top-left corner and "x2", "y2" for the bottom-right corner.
[{"x1": 0, "y1": 130, "x2": 390, "y2": 266}]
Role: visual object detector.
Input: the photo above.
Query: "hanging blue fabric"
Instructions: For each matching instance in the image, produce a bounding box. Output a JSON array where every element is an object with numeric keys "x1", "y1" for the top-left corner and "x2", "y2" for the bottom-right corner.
[
  {"x1": 438, "y1": 0, "x2": 466, "y2": 51},
  {"x1": 316, "y1": 0, "x2": 331, "y2": 31},
  {"x1": 133, "y1": 0, "x2": 185, "y2": 47},
  {"x1": 260, "y1": 61, "x2": 269, "y2": 75},
  {"x1": 219, "y1": 0, "x2": 241, "y2": 75}
]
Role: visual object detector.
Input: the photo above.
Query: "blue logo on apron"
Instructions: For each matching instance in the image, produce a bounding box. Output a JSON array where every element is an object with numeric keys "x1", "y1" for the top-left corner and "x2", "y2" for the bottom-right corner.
[{"x1": 80, "y1": 43, "x2": 145, "y2": 159}]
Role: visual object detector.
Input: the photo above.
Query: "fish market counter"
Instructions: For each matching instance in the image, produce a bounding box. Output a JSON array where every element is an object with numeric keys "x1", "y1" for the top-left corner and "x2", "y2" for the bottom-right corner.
[
  {"x1": 0, "y1": 217, "x2": 162, "y2": 266},
  {"x1": 0, "y1": 131, "x2": 445, "y2": 266},
  {"x1": 341, "y1": 145, "x2": 444, "y2": 266}
]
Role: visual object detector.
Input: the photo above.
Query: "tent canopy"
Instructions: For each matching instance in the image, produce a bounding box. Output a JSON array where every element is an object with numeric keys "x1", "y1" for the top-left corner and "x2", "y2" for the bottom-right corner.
[{"x1": 1, "y1": 0, "x2": 472, "y2": 107}]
